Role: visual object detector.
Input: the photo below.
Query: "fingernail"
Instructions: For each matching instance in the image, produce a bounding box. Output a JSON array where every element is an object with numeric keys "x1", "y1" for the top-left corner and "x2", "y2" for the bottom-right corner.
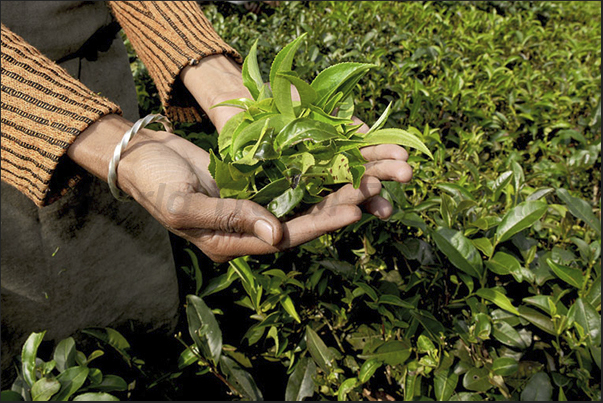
[{"x1": 254, "y1": 219, "x2": 275, "y2": 245}]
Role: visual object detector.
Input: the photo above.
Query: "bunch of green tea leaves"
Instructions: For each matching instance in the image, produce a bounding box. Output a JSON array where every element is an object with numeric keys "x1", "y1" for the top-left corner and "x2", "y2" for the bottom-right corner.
[{"x1": 209, "y1": 34, "x2": 432, "y2": 217}]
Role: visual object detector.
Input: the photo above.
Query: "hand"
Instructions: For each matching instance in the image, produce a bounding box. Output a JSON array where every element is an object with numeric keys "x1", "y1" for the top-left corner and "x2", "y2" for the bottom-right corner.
[
  {"x1": 118, "y1": 131, "x2": 410, "y2": 262},
  {"x1": 176, "y1": 56, "x2": 413, "y2": 260},
  {"x1": 69, "y1": 114, "x2": 411, "y2": 262}
]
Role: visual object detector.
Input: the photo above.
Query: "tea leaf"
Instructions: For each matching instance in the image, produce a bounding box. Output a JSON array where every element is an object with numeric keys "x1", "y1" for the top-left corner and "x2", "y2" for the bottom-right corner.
[
  {"x1": 31, "y1": 378, "x2": 60, "y2": 401},
  {"x1": 276, "y1": 71, "x2": 317, "y2": 107},
  {"x1": 211, "y1": 97, "x2": 255, "y2": 110},
  {"x1": 274, "y1": 117, "x2": 341, "y2": 151},
  {"x1": 556, "y1": 188, "x2": 601, "y2": 236},
  {"x1": 54, "y1": 366, "x2": 90, "y2": 401},
  {"x1": 471, "y1": 237, "x2": 494, "y2": 258},
  {"x1": 491, "y1": 171, "x2": 513, "y2": 202},
  {"x1": 219, "y1": 111, "x2": 248, "y2": 158},
  {"x1": 209, "y1": 150, "x2": 249, "y2": 199},
  {"x1": 434, "y1": 369, "x2": 458, "y2": 401},
  {"x1": 251, "y1": 178, "x2": 291, "y2": 205},
  {"x1": 281, "y1": 152, "x2": 316, "y2": 175},
  {"x1": 568, "y1": 298, "x2": 601, "y2": 344},
  {"x1": 220, "y1": 356, "x2": 264, "y2": 401},
  {"x1": 267, "y1": 185, "x2": 305, "y2": 218},
  {"x1": 306, "y1": 326, "x2": 334, "y2": 373},
  {"x1": 311, "y1": 62, "x2": 375, "y2": 109},
  {"x1": 547, "y1": 259, "x2": 584, "y2": 289},
  {"x1": 526, "y1": 187, "x2": 554, "y2": 202},
  {"x1": 81, "y1": 328, "x2": 131, "y2": 361},
  {"x1": 242, "y1": 39, "x2": 264, "y2": 100},
  {"x1": 0, "y1": 391, "x2": 24, "y2": 401},
  {"x1": 308, "y1": 154, "x2": 353, "y2": 185},
  {"x1": 186, "y1": 295, "x2": 223, "y2": 365},
  {"x1": 417, "y1": 334, "x2": 436, "y2": 353},
  {"x1": 235, "y1": 121, "x2": 274, "y2": 166},
  {"x1": 72, "y1": 393, "x2": 119, "y2": 401},
  {"x1": 518, "y1": 306, "x2": 556, "y2": 335},
  {"x1": 358, "y1": 359, "x2": 382, "y2": 384},
  {"x1": 585, "y1": 277, "x2": 601, "y2": 308},
  {"x1": 337, "y1": 94, "x2": 355, "y2": 119},
  {"x1": 285, "y1": 357, "x2": 316, "y2": 401},
  {"x1": 520, "y1": 372, "x2": 552, "y2": 401},
  {"x1": 357, "y1": 340, "x2": 412, "y2": 366},
  {"x1": 337, "y1": 377, "x2": 358, "y2": 401},
  {"x1": 495, "y1": 200, "x2": 548, "y2": 243},
  {"x1": 486, "y1": 252, "x2": 522, "y2": 277},
  {"x1": 232, "y1": 117, "x2": 274, "y2": 158},
  {"x1": 462, "y1": 367, "x2": 492, "y2": 392},
  {"x1": 91, "y1": 375, "x2": 128, "y2": 393},
  {"x1": 54, "y1": 337, "x2": 76, "y2": 373},
  {"x1": 280, "y1": 295, "x2": 301, "y2": 323},
  {"x1": 522, "y1": 295, "x2": 567, "y2": 316},
  {"x1": 350, "y1": 165, "x2": 365, "y2": 189},
  {"x1": 492, "y1": 321, "x2": 528, "y2": 349},
  {"x1": 378, "y1": 294, "x2": 415, "y2": 309},
  {"x1": 307, "y1": 104, "x2": 353, "y2": 126},
  {"x1": 367, "y1": 101, "x2": 392, "y2": 134},
  {"x1": 476, "y1": 288, "x2": 520, "y2": 316},
  {"x1": 22, "y1": 331, "x2": 46, "y2": 387},
  {"x1": 360, "y1": 128, "x2": 433, "y2": 159},
  {"x1": 432, "y1": 228, "x2": 483, "y2": 278},
  {"x1": 229, "y1": 258, "x2": 262, "y2": 309},
  {"x1": 270, "y1": 33, "x2": 308, "y2": 117},
  {"x1": 492, "y1": 357, "x2": 519, "y2": 376}
]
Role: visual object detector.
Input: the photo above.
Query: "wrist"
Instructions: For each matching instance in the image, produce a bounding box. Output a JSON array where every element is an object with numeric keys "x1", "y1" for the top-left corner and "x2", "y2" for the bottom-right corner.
[
  {"x1": 68, "y1": 114, "x2": 133, "y2": 183},
  {"x1": 180, "y1": 55, "x2": 252, "y2": 131},
  {"x1": 68, "y1": 114, "x2": 166, "y2": 198}
]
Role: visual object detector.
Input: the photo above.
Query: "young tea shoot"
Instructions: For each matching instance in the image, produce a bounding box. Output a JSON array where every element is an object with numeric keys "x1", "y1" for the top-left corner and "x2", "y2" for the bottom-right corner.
[{"x1": 210, "y1": 34, "x2": 433, "y2": 218}]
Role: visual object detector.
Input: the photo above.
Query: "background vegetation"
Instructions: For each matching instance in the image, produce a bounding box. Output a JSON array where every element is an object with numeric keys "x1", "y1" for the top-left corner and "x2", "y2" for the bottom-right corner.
[{"x1": 3, "y1": 1, "x2": 600, "y2": 401}]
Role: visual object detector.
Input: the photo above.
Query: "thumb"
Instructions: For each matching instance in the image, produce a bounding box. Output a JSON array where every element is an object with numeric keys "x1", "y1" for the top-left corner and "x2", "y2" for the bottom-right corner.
[{"x1": 171, "y1": 194, "x2": 283, "y2": 246}]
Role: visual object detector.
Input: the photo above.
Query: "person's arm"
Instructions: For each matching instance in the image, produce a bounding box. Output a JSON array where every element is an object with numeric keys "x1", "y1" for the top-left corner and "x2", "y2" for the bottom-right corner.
[
  {"x1": 0, "y1": 23, "x2": 121, "y2": 206},
  {"x1": 66, "y1": 52, "x2": 412, "y2": 262},
  {"x1": 105, "y1": 1, "x2": 413, "y2": 260},
  {"x1": 67, "y1": 111, "x2": 409, "y2": 263},
  {"x1": 84, "y1": 2, "x2": 412, "y2": 262},
  {"x1": 106, "y1": 1, "x2": 242, "y2": 123}
]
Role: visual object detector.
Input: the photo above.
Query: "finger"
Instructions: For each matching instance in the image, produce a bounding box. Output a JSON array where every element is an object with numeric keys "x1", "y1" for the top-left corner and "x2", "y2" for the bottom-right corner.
[
  {"x1": 193, "y1": 231, "x2": 275, "y2": 263},
  {"x1": 192, "y1": 203, "x2": 363, "y2": 262},
  {"x1": 351, "y1": 116, "x2": 370, "y2": 133},
  {"x1": 362, "y1": 195, "x2": 393, "y2": 220},
  {"x1": 188, "y1": 177, "x2": 382, "y2": 261},
  {"x1": 360, "y1": 144, "x2": 408, "y2": 162},
  {"x1": 290, "y1": 84, "x2": 301, "y2": 102},
  {"x1": 280, "y1": 204, "x2": 363, "y2": 248},
  {"x1": 309, "y1": 175, "x2": 383, "y2": 211},
  {"x1": 364, "y1": 160, "x2": 413, "y2": 183},
  {"x1": 165, "y1": 194, "x2": 283, "y2": 246}
]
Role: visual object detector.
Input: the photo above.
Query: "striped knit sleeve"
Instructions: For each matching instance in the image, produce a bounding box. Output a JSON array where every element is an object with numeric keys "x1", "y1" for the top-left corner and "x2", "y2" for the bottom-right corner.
[
  {"x1": 1, "y1": 24, "x2": 122, "y2": 207},
  {"x1": 107, "y1": 1, "x2": 242, "y2": 123}
]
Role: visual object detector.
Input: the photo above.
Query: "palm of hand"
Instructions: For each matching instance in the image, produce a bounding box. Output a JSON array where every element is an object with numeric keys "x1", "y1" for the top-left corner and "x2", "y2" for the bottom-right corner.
[{"x1": 120, "y1": 120, "x2": 411, "y2": 262}]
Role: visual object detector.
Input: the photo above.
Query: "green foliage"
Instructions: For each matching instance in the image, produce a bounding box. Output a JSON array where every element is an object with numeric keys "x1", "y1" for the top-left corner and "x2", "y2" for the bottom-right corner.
[
  {"x1": 6, "y1": 1, "x2": 599, "y2": 401},
  {"x1": 184, "y1": 2, "x2": 600, "y2": 400},
  {"x1": 209, "y1": 35, "x2": 431, "y2": 217},
  {"x1": 2, "y1": 331, "x2": 130, "y2": 401}
]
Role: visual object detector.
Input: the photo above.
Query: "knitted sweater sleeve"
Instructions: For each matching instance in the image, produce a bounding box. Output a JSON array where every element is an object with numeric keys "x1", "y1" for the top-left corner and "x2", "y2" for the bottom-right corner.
[
  {"x1": 1, "y1": 23, "x2": 122, "y2": 207},
  {"x1": 107, "y1": 1, "x2": 242, "y2": 123}
]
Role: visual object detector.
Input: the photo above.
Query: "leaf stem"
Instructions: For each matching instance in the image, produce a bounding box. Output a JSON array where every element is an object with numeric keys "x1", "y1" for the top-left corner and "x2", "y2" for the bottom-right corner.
[
  {"x1": 173, "y1": 334, "x2": 241, "y2": 398},
  {"x1": 317, "y1": 310, "x2": 346, "y2": 353},
  {"x1": 579, "y1": 261, "x2": 593, "y2": 298}
]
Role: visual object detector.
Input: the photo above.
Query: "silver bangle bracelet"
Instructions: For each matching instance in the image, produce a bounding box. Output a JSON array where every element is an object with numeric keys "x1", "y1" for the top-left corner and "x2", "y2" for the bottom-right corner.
[{"x1": 107, "y1": 113, "x2": 173, "y2": 202}]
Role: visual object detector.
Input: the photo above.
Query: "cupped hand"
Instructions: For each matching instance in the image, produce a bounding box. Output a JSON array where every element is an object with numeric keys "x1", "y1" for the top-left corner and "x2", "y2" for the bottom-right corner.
[
  {"x1": 117, "y1": 124, "x2": 411, "y2": 262},
  {"x1": 173, "y1": 55, "x2": 413, "y2": 261}
]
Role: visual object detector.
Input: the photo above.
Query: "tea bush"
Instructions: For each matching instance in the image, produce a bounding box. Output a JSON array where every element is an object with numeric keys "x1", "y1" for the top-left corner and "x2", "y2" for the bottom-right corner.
[{"x1": 4, "y1": 1, "x2": 600, "y2": 401}]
